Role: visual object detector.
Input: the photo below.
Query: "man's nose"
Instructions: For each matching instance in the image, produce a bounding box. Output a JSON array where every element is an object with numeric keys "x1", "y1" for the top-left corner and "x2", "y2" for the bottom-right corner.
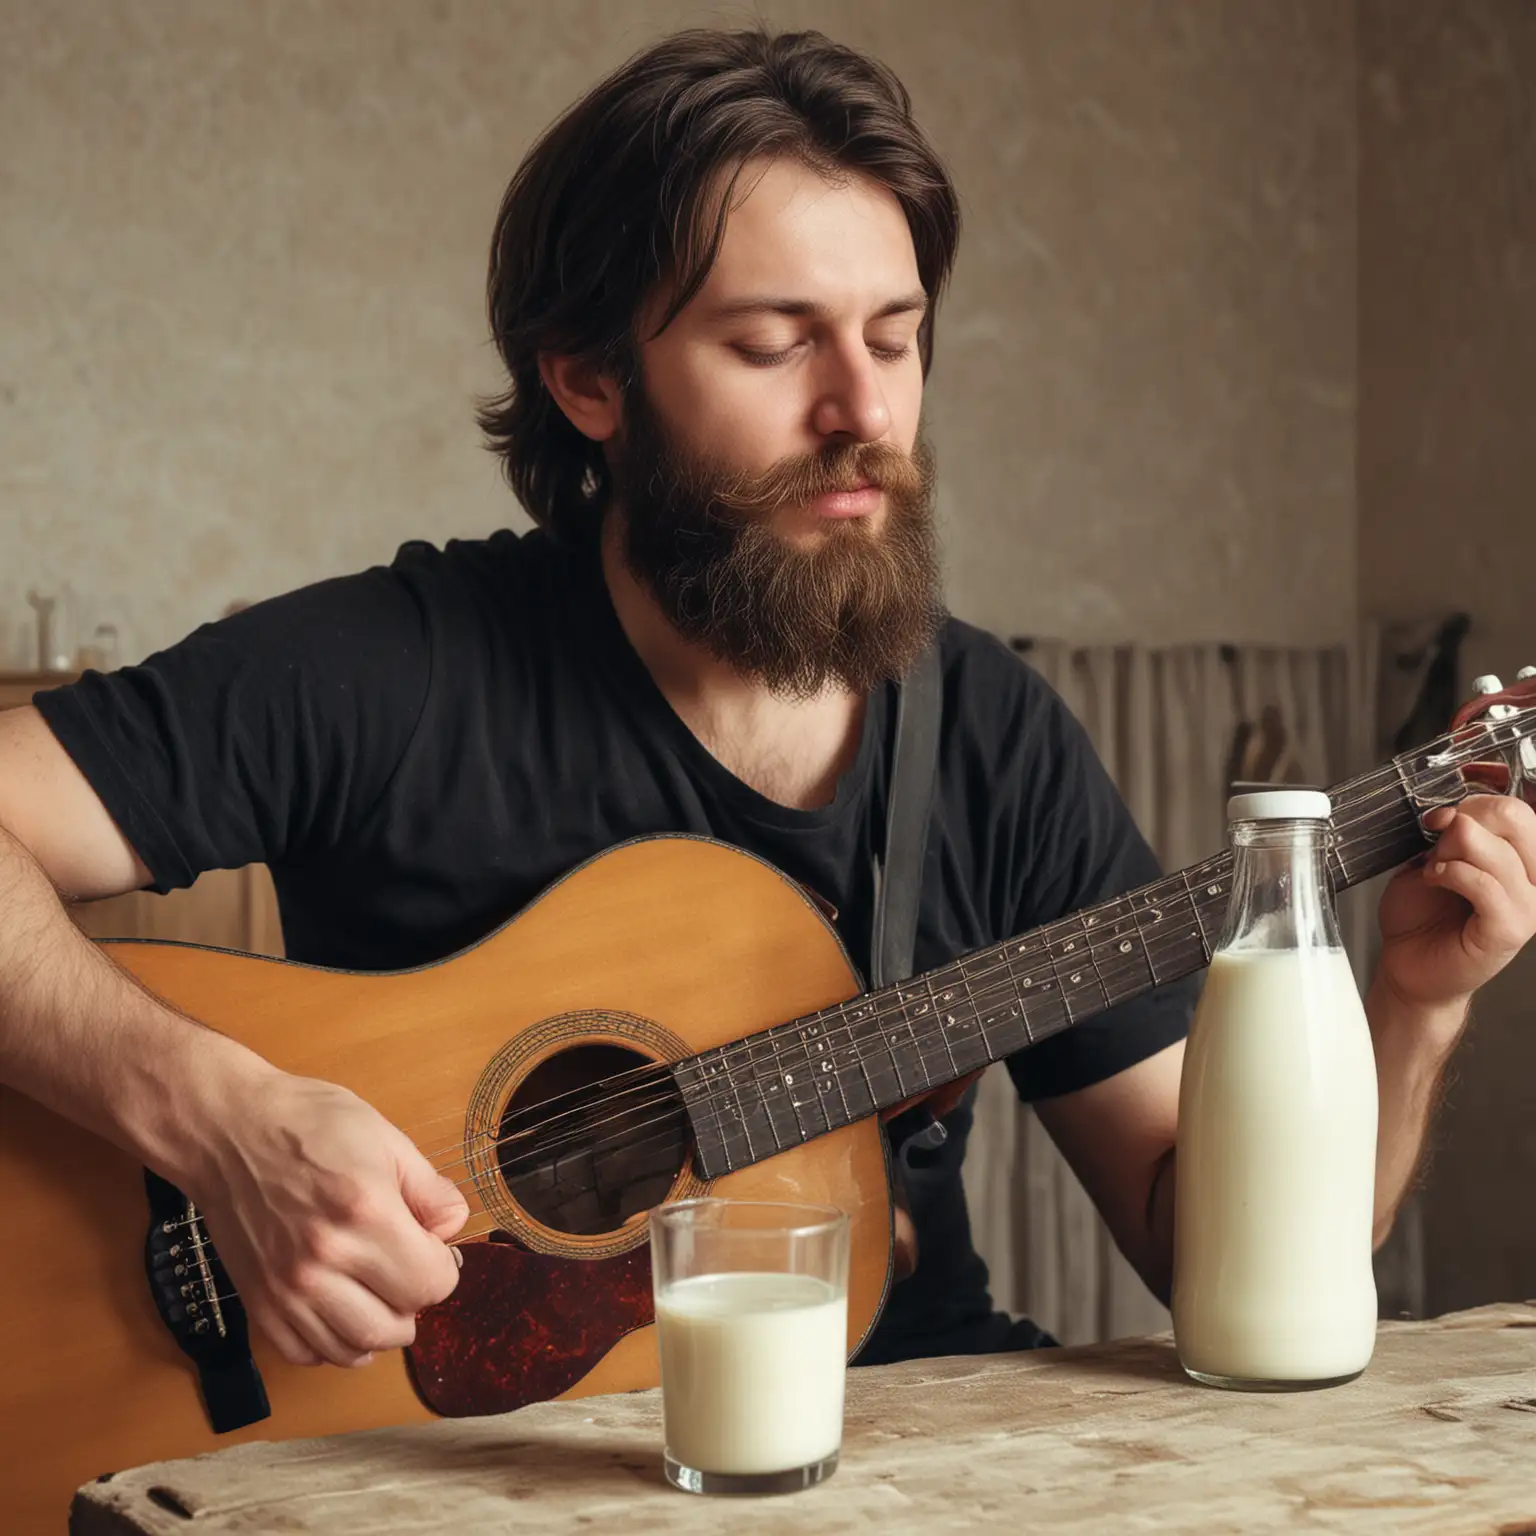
[{"x1": 809, "y1": 339, "x2": 892, "y2": 444}]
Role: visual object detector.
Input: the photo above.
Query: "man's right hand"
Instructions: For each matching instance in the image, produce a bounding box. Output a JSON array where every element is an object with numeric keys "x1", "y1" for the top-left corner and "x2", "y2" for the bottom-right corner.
[
  {"x1": 187, "y1": 1069, "x2": 470, "y2": 1368},
  {"x1": 0, "y1": 707, "x2": 468, "y2": 1368}
]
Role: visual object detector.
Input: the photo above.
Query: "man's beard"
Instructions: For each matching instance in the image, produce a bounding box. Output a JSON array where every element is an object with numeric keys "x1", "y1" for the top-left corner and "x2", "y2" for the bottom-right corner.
[{"x1": 613, "y1": 385, "x2": 943, "y2": 699}]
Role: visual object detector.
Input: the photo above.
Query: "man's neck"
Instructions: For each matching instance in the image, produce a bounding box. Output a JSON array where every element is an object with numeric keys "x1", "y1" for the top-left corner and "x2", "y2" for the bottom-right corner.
[{"x1": 600, "y1": 516, "x2": 866, "y2": 811}]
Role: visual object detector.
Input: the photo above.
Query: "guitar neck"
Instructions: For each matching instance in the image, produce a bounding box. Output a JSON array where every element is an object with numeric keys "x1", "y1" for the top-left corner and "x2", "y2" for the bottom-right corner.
[{"x1": 680, "y1": 748, "x2": 1438, "y2": 1179}]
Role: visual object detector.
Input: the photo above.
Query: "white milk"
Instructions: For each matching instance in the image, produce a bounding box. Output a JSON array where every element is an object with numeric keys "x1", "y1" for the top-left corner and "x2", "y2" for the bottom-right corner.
[
  {"x1": 655, "y1": 1271, "x2": 847, "y2": 1474},
  {"x1": 1173, "y1": 948, "x2": 1379, "y2": 1384}
]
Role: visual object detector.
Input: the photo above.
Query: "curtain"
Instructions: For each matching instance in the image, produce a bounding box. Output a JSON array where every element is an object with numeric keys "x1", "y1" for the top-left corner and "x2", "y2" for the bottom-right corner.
[{"x1": 963, "y1": 622, "x2": 1464, "y2": 1345}]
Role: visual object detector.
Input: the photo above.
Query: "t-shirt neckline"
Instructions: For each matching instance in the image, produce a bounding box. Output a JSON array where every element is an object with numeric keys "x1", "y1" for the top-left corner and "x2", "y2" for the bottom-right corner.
[{"x1": 574, "y1": 531, "x2": 884, "y2": 834}]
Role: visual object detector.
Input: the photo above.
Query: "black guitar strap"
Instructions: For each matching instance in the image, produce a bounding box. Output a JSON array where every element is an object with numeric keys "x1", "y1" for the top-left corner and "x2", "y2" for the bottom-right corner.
[
  {"x1": 870, "y1": 640, "x2": 948, "y2": 1196},
  {"x1": 870, "y1": 640, "x2": 942, "y2": 996}
]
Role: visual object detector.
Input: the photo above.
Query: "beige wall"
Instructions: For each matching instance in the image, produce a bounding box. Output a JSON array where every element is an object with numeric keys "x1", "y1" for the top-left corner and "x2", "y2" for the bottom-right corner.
[
  {"x1": 1, "y1": 0, "x2": 1357, "y2": 665},
  {"x1": 1359, "y1": 0, "x2": 1536, "y2": 1316}
]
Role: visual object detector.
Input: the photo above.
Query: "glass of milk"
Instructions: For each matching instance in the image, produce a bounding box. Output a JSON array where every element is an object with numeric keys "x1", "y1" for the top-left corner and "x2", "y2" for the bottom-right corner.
[
  {"x1": 1173, "y1": 789, "x2": 1379, "y2": 1390},
  {"x1": 649, "y1": 1198, "x2": 850, "y2": 1495}
]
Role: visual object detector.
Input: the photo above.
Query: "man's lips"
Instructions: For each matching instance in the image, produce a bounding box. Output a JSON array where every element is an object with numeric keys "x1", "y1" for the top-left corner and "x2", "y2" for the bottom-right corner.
[{"x1": 809, "y1": 483, "x2": 882, "y2": 518}]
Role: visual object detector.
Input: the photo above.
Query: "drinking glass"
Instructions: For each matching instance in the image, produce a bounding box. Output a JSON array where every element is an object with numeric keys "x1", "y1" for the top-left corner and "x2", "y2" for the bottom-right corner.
[{"x1": 648, "y1": 1198, "x2": 850, "y2": 1495}]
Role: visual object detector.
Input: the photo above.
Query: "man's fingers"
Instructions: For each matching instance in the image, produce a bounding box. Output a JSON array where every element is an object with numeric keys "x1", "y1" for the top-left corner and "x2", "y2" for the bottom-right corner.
[
  {"x1": 400, "y1": 1154, "x2": 471, "y2": 1242},
  {"x1": 257, "y1": 1309, "x2": 325, "y2": 1368},
  {"x1": 1425, "y1": 857, "x2": 1522, "y2": 946},
  {"x1": 345, "y1": 1221, "x2": 462, "y2": 1316},
  {"x1": 1435, "y1": 809, "x2": 1533, "y2": 899},
  {"x1": 1443, "y1": 796, "x2": 1536, "y2": 888},
  {"x1": 295, "y1": 1273, "x2": 417, "y2": 1365}
]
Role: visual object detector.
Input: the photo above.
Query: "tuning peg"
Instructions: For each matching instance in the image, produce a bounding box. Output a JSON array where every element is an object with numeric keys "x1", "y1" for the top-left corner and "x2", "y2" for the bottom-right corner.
[
  {"x1": 1471, "y1": 673, "x2": 1519, "y2": 724},
  {"x1": 1519, "y1": 667, "x2": 1536, "y2": 681}
]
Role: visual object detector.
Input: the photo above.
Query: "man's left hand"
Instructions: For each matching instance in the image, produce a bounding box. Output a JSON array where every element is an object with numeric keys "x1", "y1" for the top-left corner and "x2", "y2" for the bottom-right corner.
[{"x1": 1375, "y1": 793, "x2": 1536, "y2": 1016}]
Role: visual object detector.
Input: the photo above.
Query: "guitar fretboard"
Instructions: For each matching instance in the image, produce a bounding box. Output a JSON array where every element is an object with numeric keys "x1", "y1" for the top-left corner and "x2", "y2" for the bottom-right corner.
[{"x1": 676, "y1": 725, "x2": 1474, "y2": 1180}]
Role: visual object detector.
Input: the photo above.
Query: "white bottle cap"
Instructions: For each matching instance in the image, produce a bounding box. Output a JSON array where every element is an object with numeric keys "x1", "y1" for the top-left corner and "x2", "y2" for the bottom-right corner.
[{"x1": 1226, "y1": 789, "x2": 1332, "y2": 822}]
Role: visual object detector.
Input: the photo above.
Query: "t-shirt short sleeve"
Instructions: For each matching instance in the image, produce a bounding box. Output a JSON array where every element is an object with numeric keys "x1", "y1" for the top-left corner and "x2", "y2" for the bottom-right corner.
[
  {"x1": 32, "y1": 562, "x2": 434, "y2": 893},
  {"x1": 999, "y1": 668, "x2": 1197, "y2": 1102}
]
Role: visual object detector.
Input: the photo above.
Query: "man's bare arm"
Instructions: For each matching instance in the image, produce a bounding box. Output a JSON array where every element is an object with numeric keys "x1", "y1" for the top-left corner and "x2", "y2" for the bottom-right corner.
[
  {"x1": 0, "y1": 706, "x2": 465, "y2": 1365},
  {"x1": 1033, "y1": 1039, "x2": 1184, "y2": 1306}
]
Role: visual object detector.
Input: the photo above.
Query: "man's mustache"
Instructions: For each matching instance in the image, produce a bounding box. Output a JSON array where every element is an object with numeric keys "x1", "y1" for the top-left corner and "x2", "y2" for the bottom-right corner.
[{"x1": 713, "y1": 440, "x2": 932, "y2": 519}]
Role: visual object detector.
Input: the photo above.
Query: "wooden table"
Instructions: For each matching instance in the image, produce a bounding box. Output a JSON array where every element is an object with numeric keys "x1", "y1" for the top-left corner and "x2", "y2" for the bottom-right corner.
[{"x1": 71, "y1": 1302, "x2": 1536, "y2": 1535}]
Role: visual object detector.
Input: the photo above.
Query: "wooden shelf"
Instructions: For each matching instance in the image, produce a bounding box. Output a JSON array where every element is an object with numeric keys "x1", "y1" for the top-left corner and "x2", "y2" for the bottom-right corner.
[{"x1": 0, "y1": 671, "x2": 77, "y2": 710}]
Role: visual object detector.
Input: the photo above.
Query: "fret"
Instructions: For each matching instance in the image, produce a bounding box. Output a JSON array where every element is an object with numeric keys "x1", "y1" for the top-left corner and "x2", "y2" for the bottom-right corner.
[
  {"x1": 718, "y1": 1046, "x2": 766, "y2": 1167},
  {"x1": 929, "y1": 975, "x2": 963, "y2": 1080},
  {"x1": 844, "y1": 997, "x2": 905, "y2": 1108},
  {"x1": 942, "y1": 967, "x2": 995, "y2": 1076},
  {"x1": 1018, "y1": 960, "x2": 1070, "y2": 1042},
  {"x1": 1129, "y1": 885, "x2": 1175, "y2": 986},
  {"x1": 1190, "y1": 864, "x2": 1232, "y2": 955},
  {"x1": 825, "y1": 1001, "x2": 878, "y2": 1122},
  {"x1": 987, "y1": 935, "x2": 1058, "y2": 1046},
  {"x1": 693, "y1": 1045, "x2": 747, "y2": 1174},
  {"x1": 757, "y1": 1028, "x2": 804, "y2": 1150},
  {"x1": 736, "y1": 1032, "x2": 792, "y2": 1157},
  {"x1": 818, "y1": 1013, "x2": 857, "y2": 1128},
  {"x1": 1180, "y1": 869, "x2": 1213, "y2": 964},
  {"x1": 791, "y1": 1019, "x2": 833, "y2": 1139},
  {"x1": 902, "y1": 975, "x2": 960, "y2": 1087},
  {"x1": 770, "y1": 1025, "x2": 820, "y2": 1144},
  {"x1": 878, "y1": 995, "x2": 919, "y2": 1101},
  {"x1": 928, "y1": 979, "x2": 987, "y2": 1080},
  {"x1": 1044, "y1": 941, "x2": 1076, "y2": 1025},
  {"x1": 1056, "y1": 913, "x2": 1110, "y2": 1018},
  {"x1": 1082, "y1": 895, "x2": 1152, "y2": 1007}
]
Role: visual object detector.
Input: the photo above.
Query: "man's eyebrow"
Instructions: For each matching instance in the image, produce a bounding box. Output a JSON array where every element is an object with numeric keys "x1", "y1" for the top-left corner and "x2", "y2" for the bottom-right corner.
[{"x1": 704, "y1": 290, "x2": 929, "y2": 323}]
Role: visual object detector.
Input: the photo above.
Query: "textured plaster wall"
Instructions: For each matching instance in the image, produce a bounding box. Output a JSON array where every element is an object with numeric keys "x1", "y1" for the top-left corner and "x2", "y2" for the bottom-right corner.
[
  {"x1": 1358, "y1": 0, "x2": 1536, "y2": 1317},
  {"x1": 1, "y1": 0, "x2": 1358, "y2": 665}
]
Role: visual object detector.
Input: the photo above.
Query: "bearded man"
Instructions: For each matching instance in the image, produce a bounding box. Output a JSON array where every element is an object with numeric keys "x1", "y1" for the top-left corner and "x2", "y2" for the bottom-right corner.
[{"x1": 3, "y1": 27, "x2": 1532, "y2": 1376}]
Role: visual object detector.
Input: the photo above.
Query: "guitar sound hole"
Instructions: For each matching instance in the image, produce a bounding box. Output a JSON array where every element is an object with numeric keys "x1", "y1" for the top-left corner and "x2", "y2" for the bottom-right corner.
[{"x1": 497, "y1": 1044, "x2": 689, "y2": 1237}]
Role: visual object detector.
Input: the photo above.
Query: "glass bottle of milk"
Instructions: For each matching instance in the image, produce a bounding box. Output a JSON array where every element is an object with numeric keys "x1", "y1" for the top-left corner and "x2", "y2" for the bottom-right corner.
[{"x1": 1172, "y1": 789, "x2": 1379, "y2": 1390}]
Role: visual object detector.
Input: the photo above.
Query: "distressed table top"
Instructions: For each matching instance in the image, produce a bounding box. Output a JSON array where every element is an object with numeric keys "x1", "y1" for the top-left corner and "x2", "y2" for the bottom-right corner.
[{"x1": 71, "y1": 1302, "x2": 1536, "y2": 1535}]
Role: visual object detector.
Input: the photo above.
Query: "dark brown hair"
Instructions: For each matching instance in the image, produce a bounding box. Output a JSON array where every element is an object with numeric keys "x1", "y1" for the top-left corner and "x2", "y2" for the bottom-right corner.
[{"x1": 477, "y1": 27, "x2": 961, "y2": 540}]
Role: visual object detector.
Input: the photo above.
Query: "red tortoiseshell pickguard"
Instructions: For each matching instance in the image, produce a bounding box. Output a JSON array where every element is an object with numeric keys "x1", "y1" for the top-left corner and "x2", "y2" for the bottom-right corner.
[{"x1": 407, "y1": 1233, "x2": 654, "y2": 1417}]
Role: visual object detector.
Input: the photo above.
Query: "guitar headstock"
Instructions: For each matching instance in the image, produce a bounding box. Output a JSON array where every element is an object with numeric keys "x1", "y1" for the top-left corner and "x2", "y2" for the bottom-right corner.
[{"x1": 1444, "y1": 668, "x2": 1536, "y2": 804}]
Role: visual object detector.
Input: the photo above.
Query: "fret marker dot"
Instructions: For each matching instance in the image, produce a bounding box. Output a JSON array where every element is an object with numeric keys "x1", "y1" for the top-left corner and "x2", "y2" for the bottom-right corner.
[
  {"x1": 1120, "y1": 941, "x2": 1132, "y2": 953},
  {"x1": 784, "y1": 1073, "x2": 794, "y2": 1085},
  {"x1": 1023, "y1": 978, "x2": 1032, "y2": 987},
  {"x1": 1207, "y1": 885, "x2": 1220, "y2": 896},
  {"x1": 1071, "y1": 973, "x2": 1081, "y2": 984}
]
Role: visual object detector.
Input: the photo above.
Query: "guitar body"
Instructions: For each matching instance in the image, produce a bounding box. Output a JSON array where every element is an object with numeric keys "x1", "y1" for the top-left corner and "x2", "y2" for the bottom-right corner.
[{"x1": 0, "y1": 837, "x2": 895, "y2": 1533}]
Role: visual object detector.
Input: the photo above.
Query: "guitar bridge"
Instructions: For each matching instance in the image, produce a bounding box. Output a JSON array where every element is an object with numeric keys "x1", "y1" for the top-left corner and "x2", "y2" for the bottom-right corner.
[{"x1": 143, "y1": 1169, "x2": 270, "y2": 1434}]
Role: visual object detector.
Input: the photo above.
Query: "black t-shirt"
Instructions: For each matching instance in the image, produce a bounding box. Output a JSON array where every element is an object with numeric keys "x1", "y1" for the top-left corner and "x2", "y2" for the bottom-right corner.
[{"x1": 35, "y1": 527, "x2": 1194, "y2": 1361}]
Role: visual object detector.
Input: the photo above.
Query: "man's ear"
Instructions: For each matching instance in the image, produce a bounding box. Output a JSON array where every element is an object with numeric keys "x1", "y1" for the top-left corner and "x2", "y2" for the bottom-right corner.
[{"x1": 539, "y1": 353, "x2": 624, "y2": 442}]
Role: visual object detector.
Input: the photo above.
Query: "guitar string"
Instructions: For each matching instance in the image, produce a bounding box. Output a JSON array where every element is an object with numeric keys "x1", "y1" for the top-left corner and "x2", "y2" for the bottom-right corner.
[
  {"x1": 404, "y1": 741, "x2": 1507, "y2": 1168},
  {"x1": 420, "y1": 835, "x2": 1425, "y2": 1198},
  {"x1": 412, "y1": 778, "x2": 1454, "y2": 1184},
  {"x1": 408, "y1": 757, "x2": 1436, "y2": 1169},
  {"x1": 422, "y1": 755, "x2": 1496, "y2": 1190},
  {"x1": 408, "y1": 762, "x2": 1447, "y2": 1173}
]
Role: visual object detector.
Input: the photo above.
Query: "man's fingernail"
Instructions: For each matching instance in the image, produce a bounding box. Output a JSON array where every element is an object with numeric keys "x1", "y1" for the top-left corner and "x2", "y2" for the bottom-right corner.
[
  {"x1": 453, "y1": 1247, "x2": 464, "y2": 1269},
  {"x1": 1434, "y1": 862, "x2": 1448, "y2": 875}
]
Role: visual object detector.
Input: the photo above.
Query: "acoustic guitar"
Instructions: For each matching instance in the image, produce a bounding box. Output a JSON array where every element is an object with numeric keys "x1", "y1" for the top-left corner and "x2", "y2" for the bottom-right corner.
[{"x1": 4, "y1": 672, "x2": 1534, "y2": 1530}]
